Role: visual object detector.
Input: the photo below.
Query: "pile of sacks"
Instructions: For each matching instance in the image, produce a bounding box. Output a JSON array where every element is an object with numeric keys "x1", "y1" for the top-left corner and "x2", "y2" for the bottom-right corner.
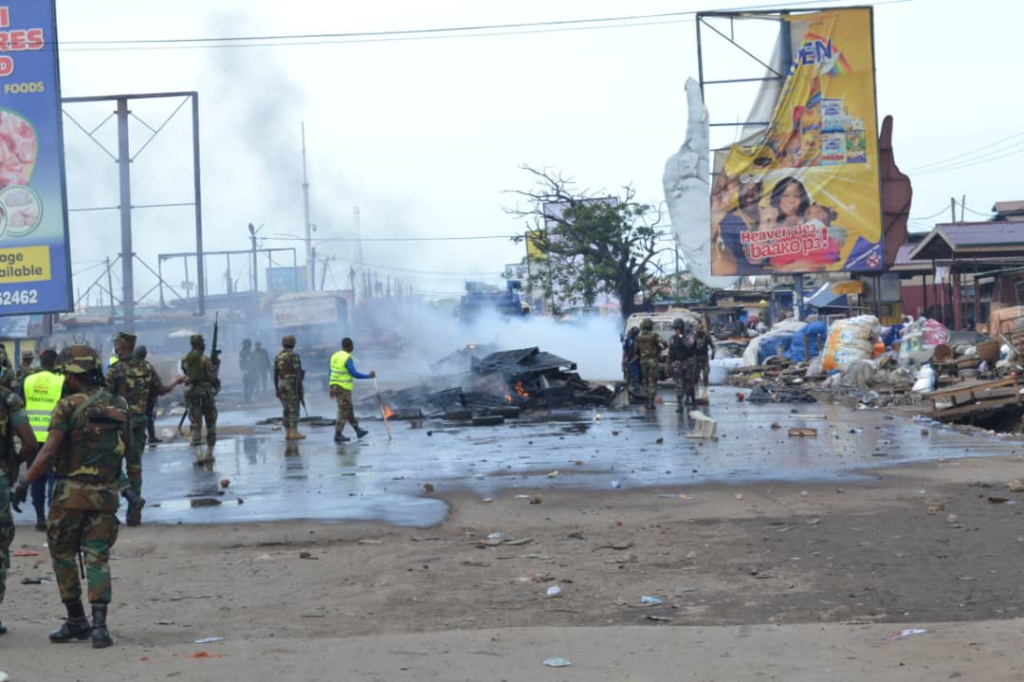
[{"x1": 821, "y1": 315, "x2": 882, "y2": 371}]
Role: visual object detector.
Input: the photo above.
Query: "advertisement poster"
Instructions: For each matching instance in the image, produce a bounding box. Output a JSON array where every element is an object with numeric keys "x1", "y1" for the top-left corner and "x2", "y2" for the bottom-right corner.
[
  {"x1": 710, "y1": 8, "x2": 882, "y2": 276},
  {"x1": 0, "y1": 1, "x2": 71, "y2": 314}
]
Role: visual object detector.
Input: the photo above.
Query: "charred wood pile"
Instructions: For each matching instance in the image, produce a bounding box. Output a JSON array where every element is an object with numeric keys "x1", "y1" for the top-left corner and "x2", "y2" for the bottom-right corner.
[{"x1": 359, "y1": 347, "x2": 615, "y2": 425}]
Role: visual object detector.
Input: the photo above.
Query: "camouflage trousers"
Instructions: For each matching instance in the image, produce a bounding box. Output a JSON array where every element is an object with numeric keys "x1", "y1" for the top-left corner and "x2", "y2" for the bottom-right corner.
[
  {"x1": 278, "y1": 384, "x2": 301, "y2": 429},
  {"x1": 123, "y1": 416, "x2": 147, "y2": 496},
  {"x1": 672, "y1": 359, "x2": 698, "y2": 404},
  {"x1": 0, "y1": 472, "x2": 12, "y2": 606},
  {"x1": 334, "y1": 388, "x2": 360, "y2": 432},
  {"x1": 185, "y1": 387, "x2": 218, "y2": 446},
  {"x1": 640, "y1": 359, "x2": 660, "y2": 402},
  {"x1": 697, "y1": 355, "x2": 710, "y2": 388},
  {"x1": 48, "y1": 506, "x2": 119, "y2": 605}
]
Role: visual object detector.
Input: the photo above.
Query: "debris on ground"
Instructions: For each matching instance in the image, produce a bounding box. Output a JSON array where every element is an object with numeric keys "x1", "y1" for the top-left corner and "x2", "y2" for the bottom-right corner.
[{"x1": 542, "y1": 657, "x2": 572, "y2": 667}]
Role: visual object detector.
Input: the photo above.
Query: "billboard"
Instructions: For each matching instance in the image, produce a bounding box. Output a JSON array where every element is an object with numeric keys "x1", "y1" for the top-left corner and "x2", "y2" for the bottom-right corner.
[
  {"x1": 0, "y1": 1, "x2": 71, "y2": 313},
  {"x1": 710, "y1": 8, "x2": 882, "y2": 276},
  {"x1": 266, "y1": 266, "x2": 308, "y2": 297}
]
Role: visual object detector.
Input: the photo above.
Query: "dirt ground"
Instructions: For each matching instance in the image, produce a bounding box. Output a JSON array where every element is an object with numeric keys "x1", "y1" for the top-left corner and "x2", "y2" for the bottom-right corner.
[{"x1": 3, "y1": 451, "x2": 1024, "y2": 680}]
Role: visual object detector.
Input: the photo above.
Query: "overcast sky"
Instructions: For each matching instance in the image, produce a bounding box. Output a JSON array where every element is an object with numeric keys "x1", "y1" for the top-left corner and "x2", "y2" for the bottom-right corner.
[{"x1": 52, "y1": 0, "x2": 1023, "y2": 305}]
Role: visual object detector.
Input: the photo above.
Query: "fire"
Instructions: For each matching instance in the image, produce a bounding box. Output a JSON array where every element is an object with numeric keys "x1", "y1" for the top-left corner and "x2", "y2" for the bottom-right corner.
[
  {"x1": 504, "y1": 394, "x2": 513, "y2": 404},
  {"x1": 383, "y1": 404, "x2": 394, "y2": 419},
  {"x1": 514, "y1": 381, "x2": 529, "y2": 398}
]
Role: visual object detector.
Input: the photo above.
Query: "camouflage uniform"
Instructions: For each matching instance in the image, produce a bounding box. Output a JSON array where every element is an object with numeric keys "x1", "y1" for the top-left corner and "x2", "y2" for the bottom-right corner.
[
  {"x1": 0, "y1": 387, "x2": 29, "y2": 612},
  {"x1": 668, "y1": 330, "x2": 697, "y2": 409},
  {"x1": 106, "y1": 352, "x2": 161, "y2": 496},
  {"x1": 182, "y1": 349, "x2": 218, "y2": 447},
  {"x1": 694, "y1": 332, "x2": 715, "y2": 391},
  {"x1": 48, "y1": 384, "x2": 130, "y2": 608},
  {"x1": 634, "y1": 325, "x2": 664, "y2": 408},
  {"x1": 274, "y1": 347, "x2": 303, "y2": 430}
]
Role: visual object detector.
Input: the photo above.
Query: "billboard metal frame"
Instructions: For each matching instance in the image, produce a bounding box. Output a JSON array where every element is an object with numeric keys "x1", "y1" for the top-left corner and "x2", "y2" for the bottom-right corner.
[
  {"x1": 696, "y1": 6, "x2": 882, "y2": 315},
  {"x1": 61, "y1": 91, "x2": 205, "y2": 329}
]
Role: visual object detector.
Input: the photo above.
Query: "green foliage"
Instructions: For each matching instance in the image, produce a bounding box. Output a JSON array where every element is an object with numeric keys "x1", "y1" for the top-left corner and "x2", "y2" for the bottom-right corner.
[{"x1": 506, "y1": 166, "x2": 665, "y2": 319}]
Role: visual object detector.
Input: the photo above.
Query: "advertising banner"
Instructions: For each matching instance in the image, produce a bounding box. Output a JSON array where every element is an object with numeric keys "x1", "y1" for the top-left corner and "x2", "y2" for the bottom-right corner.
[
  {"x1": 266, "y1": 266, "x2": 309, "y2": 297},
  {"x1": 0, "y1": 1, "x2": 70, "y2": 314},
  {"x1": 711, "y1": 8, "x2": 882, "y2": 276}
]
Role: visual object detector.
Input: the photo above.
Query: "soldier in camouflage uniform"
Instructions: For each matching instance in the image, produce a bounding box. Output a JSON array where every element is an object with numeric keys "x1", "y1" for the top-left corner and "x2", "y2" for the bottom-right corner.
[
  {"x1": 15, "y1": 349, "x2": 35, "y2": 387},
  {"x1": 181, "y1": 334, "x2": 219, "y2": 463},
  {"x1": 14, "y1": 344, "x2": 138, "y2": 649},
  {"x1": 634, "y1": 318, "x2": 666, "y2": 410},
  {"x1": 693, "y1": 322, "x2": 715, "y2": 401},
  {"x1": 0, "y1": 377, "x2": 39, "y2": 636},
  {"x1": 106, "y1": 332, "x2": 184, "y2": 525},
  {"x1": 0, "y1": 345, "x2": 15, "y2": 390},
  {"x1": 274, "y1": 335, "x2": 305, "y2": 441},
  {"x1": 667, "y1": 318, "x2": 697, "y2": 412}
]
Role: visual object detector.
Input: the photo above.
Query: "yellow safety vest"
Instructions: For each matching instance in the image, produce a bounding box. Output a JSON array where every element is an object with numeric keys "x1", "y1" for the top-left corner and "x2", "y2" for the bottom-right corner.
[
  {"x1": 23, "y1": 369, "x2": 65, "y2": 441},
  {"x1": 108, "y1": 355, "x2": 119, "y2": 367},
  {"x1": 329, "y1": 350, "x2": 353, "y2": 391}
]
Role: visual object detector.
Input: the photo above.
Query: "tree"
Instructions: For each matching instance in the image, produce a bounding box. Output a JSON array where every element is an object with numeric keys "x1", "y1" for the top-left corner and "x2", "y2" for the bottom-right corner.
[{"x1": 505, "y1": 166, "x2": 665, "y2": 320}]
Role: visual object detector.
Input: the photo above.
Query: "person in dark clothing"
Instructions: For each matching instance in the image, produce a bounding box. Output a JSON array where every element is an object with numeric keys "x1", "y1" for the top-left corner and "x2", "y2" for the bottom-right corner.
[{"x1": 621, "y1": 327, "x2": 641, "y2": 395}]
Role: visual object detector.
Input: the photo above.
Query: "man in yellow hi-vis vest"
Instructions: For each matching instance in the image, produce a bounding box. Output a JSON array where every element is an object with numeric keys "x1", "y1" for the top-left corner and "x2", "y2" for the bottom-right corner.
[
  {"x1": 329, "y1": 337, "x2": 375, "y2": 443},
  {"x1": 21, "y1": 349, "x2": 62, "y2": 530}
]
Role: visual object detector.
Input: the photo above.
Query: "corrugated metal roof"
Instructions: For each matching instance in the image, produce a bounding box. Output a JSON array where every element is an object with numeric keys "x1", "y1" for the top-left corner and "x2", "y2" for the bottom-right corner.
[
  {"x1": 910, "y1": 222, "x2": 1024, "y2": 260},
  {"x1": 993, "y1": 201, "x2": 1024, "y2": 213}
]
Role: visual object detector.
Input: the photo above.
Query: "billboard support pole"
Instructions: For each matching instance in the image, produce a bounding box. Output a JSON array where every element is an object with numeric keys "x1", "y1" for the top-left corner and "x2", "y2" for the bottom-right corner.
[
  {"x1": 192, "y1": 94, "x2": 206, "y2": 317},
  {"x1": 116, "y1": 98, "x2": 135, "y2": 331}
]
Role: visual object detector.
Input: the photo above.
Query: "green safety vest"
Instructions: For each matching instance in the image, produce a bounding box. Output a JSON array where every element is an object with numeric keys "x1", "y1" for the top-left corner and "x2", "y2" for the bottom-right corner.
[
  {"x1": 329, "y1": 350, "x2": 353, "y2": 391},
  {"x1": 23, "y1": 369, "x2": 65, "y2": 441}
]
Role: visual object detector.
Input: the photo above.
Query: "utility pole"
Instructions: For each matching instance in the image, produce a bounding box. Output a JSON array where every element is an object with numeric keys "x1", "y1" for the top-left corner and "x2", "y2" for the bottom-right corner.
[
  {"x1": 301, "y1": 123, "x2": 314, "y2": 291},
  {"x1": 950, "y1": 197, "x2": 957, "y2": 223},
  {"x1": 960, "y1": 194, "x2": 966, "y2": 222},
  {"x1": 105, "y1": 256, "x2": 114, "y2": 317},
  {"x1": 311, "y1": 245, "x2": 317, "y2": 291},
  {"x1": 249, "y1": 223, "x2": 260, "y2": 335}
]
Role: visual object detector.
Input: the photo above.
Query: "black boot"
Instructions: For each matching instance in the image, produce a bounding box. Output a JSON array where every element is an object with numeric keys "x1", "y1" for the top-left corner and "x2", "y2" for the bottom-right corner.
[
  {"x1": 124, "y1": 488, "x2": 145, "y2": 527},
  {"x1": 355, "y1": 427, "x2": 369, "y2": 439},
  {"x1": 0, "y1": 620, "x2": 7, "y2": 635},
  {"x1": 35, "y1": 509, "x2": 47, "y2": 531},
  {"x1": 334, "y1": 430, "x2": 350, "y2": 443},
  {"x1": 50, "y1": 600, "x2": 91, "y2": 643},
  {"x1": 91, "y1": 603, "x2": 112, "y2": 649}
]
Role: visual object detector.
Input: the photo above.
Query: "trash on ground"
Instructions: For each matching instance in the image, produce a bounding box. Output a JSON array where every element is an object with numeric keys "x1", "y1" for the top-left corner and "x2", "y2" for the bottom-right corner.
[
  {"x1": 1009, "y1": 479, "x2": 1024, "y2": 492},
  {"x1": 542, "y1": 657, "x2": 572, "y2": 668},
  {"x1": 889, "y1": 628, "x2": 927, "y2": 640},
  {"x1": 640, "y1": 595, "x2": 663, "y2": 605},
  {"x1": 788, "y1": 427, "x2": 818, "y2": 437},
  {"x1": 11, "y1": 550, "x2": 39, "y2": 557},
  {"x1": 190, "y1": 498, "x2": 222, "y2": 508},
  {"x1": 195, "y1": 637, "x2": 223, "y2": 644},
  {"x1": 546, "y1": 585, "x2": 562, "y2": 598}
]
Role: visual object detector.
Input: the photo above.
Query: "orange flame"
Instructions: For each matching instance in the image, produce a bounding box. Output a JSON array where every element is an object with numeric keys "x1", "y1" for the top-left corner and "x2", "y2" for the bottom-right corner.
[
  {"x1": 383, "y1": 404, "x2": 394, "y2": 419},
  {"x1": 514, "y1": 381, "x2": 529, "y2": 398},
  {"x1": 504, "y1": 393, "x2": 513, "y2": 404}
]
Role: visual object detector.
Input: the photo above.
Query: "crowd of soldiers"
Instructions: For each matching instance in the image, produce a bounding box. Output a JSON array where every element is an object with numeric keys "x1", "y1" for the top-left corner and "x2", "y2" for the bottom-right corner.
[
  {"x1": 0, "y1": 331, "x2": 379, "y2": 650},
  {"x1": 622, "y1": 317, "x2": 715, "y2": 411}
]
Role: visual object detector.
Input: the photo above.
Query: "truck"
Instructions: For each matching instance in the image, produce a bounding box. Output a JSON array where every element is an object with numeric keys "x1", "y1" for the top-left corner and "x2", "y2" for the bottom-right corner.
[{"x1": 458, "y1": 280, "x2": 525, "y2": 323}]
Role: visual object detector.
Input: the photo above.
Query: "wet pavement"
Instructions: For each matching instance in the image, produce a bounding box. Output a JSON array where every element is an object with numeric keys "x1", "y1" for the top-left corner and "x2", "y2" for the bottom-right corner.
[{"x1": 15, "y1": 387, "x2": 1020, "y2": 529}]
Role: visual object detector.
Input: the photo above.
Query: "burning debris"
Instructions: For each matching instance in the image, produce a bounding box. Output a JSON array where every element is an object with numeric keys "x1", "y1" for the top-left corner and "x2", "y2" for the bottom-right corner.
[{"x1": 359, "y1": 346, "x2": 615, "y2": 422}]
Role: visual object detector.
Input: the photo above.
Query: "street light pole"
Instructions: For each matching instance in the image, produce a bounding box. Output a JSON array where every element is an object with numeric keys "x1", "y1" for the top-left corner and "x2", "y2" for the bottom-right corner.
[
  {"x1": 249, "y1": 222, "x2": 260, "y2": 335},
  {"x1": 301, "y1": 123, "x2": 314, "y2": 291}
]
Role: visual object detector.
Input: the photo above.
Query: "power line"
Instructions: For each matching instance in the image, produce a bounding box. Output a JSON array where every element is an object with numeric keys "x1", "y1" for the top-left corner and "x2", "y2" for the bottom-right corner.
[
  {"x1": 909, "y1": 205, "x2": 954, "y2": 221},
  {"x1": 907, "y1": 130, "x2": 1024, "y2": 173},
  {"x1": 264, "y1": 234, "x2": 515, "y2": 243},
  {"x1": 915, "y1": 143, "x2": 1024, "y2": 177},
  {"x1": 58, "y1": 0, "x2": 911, "y2": 52}
]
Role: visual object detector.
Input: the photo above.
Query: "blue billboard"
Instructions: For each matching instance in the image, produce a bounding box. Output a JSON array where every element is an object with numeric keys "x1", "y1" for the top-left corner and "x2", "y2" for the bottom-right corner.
[
  {"x1": 266, "y1": 266, "x2": 309, "y2": 297},
  {"x1": 0, "y1": 1, "x2": 71, "y2": 314}
]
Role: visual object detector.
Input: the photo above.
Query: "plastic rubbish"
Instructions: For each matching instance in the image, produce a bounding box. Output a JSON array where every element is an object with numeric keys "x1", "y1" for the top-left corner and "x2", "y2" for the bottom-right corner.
[
  {"x1": 640, "y1": 595, "x2": 663, "y2": 605},
  {"x1": 546, "y1": 585, "x2": 562, "y2": 598},
  {"x1": 542, "y1": 657, "x2": 572, "y2": 668},
  {"x1": 0, "y1": 671, "x2": 9, "y2": 682},
  {"x1": 890, "y1": 628, "x2": 927, "y2": 640},
  {"x1": 195, "y1": 637, "x2": 224, "y2": 644},
  {"x1": 487, "y1": 532, "x2": 504, "y2": 541},
  {"x1": 610, "y1": 481, "x2": 621, "y2": 489},
  {"x1": 912, "y1": 364, "x2": 935, "y2": 393}
]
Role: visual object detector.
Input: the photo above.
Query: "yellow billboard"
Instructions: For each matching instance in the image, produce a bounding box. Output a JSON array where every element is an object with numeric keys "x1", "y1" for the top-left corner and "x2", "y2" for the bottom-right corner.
[{"x1": 710, "y1": 8, "x2": 882, "y2": 276}]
